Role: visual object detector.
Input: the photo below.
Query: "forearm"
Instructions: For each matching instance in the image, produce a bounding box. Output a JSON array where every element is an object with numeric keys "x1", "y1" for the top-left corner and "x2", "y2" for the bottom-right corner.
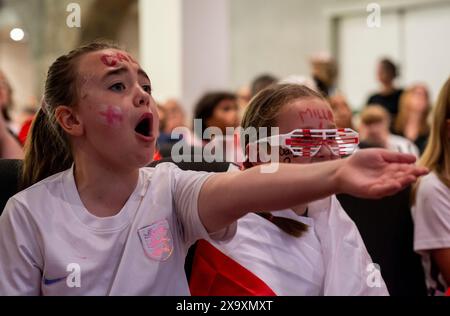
[
  {"x1": 199, "y1": 160, "x2": 342, "y2": 232},
  {"x1": 229, "y1": 161, "x2": 341, "y2": 212}
]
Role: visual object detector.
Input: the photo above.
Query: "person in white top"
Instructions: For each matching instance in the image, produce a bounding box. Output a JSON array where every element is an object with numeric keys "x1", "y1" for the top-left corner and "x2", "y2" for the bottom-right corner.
[
  {"x1": 0, "y1": 42, "x2": 427, "y2": 296},
  {"x1": 359, "y1": 105, "x2": 420, "y2": 157},
  {"x1": 411, "y1": 76, "x2": 450, "y2": 296},
  {"x1": 191, "y1": 84, "x2": 388, "y2": 296}
]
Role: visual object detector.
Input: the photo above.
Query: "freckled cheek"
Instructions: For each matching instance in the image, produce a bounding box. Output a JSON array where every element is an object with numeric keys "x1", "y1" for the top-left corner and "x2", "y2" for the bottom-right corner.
[{"x1": 291, "y1": 156, "x2": 311, "y2": 164}]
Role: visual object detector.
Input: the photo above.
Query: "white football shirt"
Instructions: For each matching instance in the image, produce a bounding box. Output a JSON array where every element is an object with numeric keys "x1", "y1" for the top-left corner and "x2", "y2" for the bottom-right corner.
[
  {"x1": 412, "y1": 172, "x2": 450, "y2": 296},
  {"x1": 0, "y1": 163, "x2": 236, "y2": 296}
]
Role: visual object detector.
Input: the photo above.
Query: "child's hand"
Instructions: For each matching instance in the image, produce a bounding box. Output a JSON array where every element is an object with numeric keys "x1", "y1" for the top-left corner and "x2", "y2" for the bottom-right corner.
[{"x1": 336, "y1": 148, "x2": 428, "y2": 199}]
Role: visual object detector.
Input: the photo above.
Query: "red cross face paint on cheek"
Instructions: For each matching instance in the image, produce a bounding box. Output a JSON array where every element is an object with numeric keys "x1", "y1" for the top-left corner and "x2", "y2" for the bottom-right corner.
[{"x1": 99, "y1": 105, "x2": 124, "y2": 126}]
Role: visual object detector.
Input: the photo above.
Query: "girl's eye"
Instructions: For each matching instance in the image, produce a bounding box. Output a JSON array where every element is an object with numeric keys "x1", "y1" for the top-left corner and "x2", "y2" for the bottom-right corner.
[
  {"x1": 109, "y1": 83, "x2": 126, "y2": 92},
  {"x1": 142, "y1": 85, "x2": 152, "y2": 94}
]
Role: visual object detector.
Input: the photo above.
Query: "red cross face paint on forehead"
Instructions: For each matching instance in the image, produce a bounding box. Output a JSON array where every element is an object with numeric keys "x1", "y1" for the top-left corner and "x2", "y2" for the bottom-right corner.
[{"x1": 100, "y1": 52, "x2": 138, "y2": 68}]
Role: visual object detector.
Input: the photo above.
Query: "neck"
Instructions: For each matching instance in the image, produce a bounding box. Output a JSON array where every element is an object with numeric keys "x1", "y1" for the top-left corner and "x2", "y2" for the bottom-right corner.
[
  {"x1": 381, "y1": 83, "x2": 394, "y2": 94},
  {"x1": 73, "y1": 152, "x2": 139, "y2": 218},
  {"x1": 291, "y1": 204, "x2": 308, "y2": 216},
  {"x1": 404, "y1": 112, "x2": 422, "y2": 140},
  {"x1": 408, "y1": 111, "x2": 422, "y2": 123}
]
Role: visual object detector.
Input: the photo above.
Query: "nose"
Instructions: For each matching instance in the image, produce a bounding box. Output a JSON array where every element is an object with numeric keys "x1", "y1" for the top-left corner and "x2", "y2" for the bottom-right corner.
[
  {"x1": 316, "y1": 141, "x2": 338, "y2": 159},
  {"x1": 133, "y1": 85, "x2": 150, "y2": 108}
]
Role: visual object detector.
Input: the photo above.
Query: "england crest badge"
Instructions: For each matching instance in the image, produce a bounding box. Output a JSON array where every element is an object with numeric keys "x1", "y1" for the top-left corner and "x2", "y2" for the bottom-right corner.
[{"x1": 138, "y1": 219, "x2": 174, "y2": 261}]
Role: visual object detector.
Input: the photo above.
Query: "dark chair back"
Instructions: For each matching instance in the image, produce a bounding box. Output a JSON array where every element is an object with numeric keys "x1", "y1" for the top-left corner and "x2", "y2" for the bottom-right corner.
[
  {"x1": 337, "y1": 187, "x2": 427, "y2": 296},
  {"x1": 0, "y1": 159, "x2": 23, "y2": 214}
]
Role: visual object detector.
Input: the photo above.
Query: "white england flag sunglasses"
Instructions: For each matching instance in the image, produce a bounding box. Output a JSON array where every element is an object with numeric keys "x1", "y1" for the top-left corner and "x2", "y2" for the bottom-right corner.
[{"x1": 255, "y1": 128, "x2": 360, "y2": 157}]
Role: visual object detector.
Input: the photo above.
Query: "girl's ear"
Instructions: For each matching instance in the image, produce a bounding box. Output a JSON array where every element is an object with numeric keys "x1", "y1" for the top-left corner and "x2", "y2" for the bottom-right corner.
[{"x1": 55, "y1": 105, "x2": 83, "y2": 137}]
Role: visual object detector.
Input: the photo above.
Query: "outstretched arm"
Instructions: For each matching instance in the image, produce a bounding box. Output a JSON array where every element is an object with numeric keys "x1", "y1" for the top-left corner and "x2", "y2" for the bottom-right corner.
[{"x1": 198, "y1": 148, "x2": 428, "y2": 233}]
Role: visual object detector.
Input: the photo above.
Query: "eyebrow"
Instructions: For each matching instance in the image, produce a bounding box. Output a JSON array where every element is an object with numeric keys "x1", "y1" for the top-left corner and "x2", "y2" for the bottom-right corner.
[
  {"x1": 138, "y1": 69, "x2": 150, "y2": 81},
  {"x1": 102, "y1": 67, "x2": 128, "y2": 81},
  {"x1": 101, "y1": 67, "x2": 150, "y2": 83}
]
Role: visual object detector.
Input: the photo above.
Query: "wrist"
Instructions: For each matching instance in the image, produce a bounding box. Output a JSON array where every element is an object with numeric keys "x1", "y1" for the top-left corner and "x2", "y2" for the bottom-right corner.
[{"x1": 330, "y1": 158, "x2": 346, "y2": 195}]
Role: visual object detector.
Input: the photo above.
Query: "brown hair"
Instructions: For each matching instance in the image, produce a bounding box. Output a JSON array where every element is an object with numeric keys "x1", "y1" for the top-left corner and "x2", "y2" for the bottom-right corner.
[
  {"x1": 21, "y1": 41, "x2": 120, "y2": 189},
  {"x1": 250, "y1": 74, "x2": 278, "y2": 98},
  {"x1": 380, "y1": 58, "x2": 398, "y2": 80},
  {"x1": 193, "y1": 91, "x2": 236, "y2": 138},
  {"x1": 412, "y1": 77, "x2": 450, "y2": 203},
  {"x1": 394, "y1": 85, "x2": 430, "y2": 138},
  {"x1": 241, "y1": 83, "x2": 326, "y2": 237},
  {"x1": 360, "y1": 105, "x2": 391, "y2": 126}
]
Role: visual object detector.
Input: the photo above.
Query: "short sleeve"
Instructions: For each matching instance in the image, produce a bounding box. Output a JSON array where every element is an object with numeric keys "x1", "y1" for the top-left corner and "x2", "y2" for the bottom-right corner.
[
  {"x1": 413, "y1": 175, "x2": 450, "y2": 252},
  {"x1": 0, "y1": 198, "x2": 43, "y2": 295},
  {"x1": 170, "y1": 165, "x2": 237, "y2": 246}
]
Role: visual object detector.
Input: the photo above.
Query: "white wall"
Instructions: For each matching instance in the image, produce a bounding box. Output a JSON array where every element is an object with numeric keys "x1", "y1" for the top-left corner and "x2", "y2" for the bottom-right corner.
[
  {"x1": 139, "y1": 0, "x2": 182, "y2": 106},
  {"x1": 335, "y1": 0, "x2": 450, "y2": 109},
  {"x1": 338, "y1": 12, "x2": 402, "y2": 109},
  {"x1": 182, "y1": 0, "x2": 230, "y2": 111},
  {"x1": 0, "y1": 40, "x2": 35, "y2": 110},
  {"x1": 229, "y1": 0, "x2": 333, "y2": 90},
  {"x1": 139, "y1": 0, "x2": 230, "y2": 114},
  {"x1": 230, "y1": 0, "x2": 450, "y2": 111},
  {"x1": 403, "y1": 4, "x2": 450, "y2": 100}
]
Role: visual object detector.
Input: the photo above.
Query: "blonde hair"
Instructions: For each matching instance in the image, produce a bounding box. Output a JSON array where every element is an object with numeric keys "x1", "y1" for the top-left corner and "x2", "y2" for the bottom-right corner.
[
  {"x1": 241, "y1": 83, "x2": 326, "y2": 237},
  {"x1": 394, "y1": 85, "x2": 430, "y2": 137},
  {"x1": 412, "y1": 77, "x2": 450, "y2": 203},
  {"x1": 241, "y1": 83, "x2": 325, "y2": 148},
  {"x1": 21, "y1": 41, "x2": 120, "y2": 189},
  {"x1": 360, "y1": 105, "x2": 390, "y2": 126}
]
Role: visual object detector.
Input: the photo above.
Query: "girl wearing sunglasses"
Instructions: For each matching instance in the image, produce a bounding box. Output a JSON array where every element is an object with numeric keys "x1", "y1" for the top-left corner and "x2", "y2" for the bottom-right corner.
[{"x1": 190, "y1": 84, "x2": 389, "y2": 296}]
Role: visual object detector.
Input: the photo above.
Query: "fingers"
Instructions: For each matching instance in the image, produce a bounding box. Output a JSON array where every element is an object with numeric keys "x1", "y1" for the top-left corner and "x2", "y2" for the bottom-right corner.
[
  {"x1": 411, "y1": 166, "x2": 429, "y2": 177},
  {"x1": 369, "y1": 166, "x2": 426, "y2": 199},
  {"x1": 396, "y1": 174, "x2": 417, "y2": 188},
  {"x1": 387, "y1": 164, "x2": 429, "y2": 178},
  {"x1": 380, "y1": 150, "x2": 417, "y2": 164}
]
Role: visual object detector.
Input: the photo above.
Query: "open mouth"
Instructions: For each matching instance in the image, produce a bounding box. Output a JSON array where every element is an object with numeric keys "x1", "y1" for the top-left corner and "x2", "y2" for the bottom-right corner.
[{"x1": 134, "y1": 113, "x2": 153, "y2": 138}]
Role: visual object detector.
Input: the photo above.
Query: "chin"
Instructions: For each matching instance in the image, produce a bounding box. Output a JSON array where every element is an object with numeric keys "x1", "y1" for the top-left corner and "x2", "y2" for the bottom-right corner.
[{"x1": 139, "y1": 154, "x2": 154, "y2": 167}]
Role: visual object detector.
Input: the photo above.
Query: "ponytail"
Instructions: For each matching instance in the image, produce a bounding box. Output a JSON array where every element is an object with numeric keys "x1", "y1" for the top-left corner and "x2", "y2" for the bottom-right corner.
[
  {"x1": 257, "y1": 212, "x2": 308, "y2": 238},
  {"x1": 21, "y1": 107, "x2": 72, "y2": 190}
]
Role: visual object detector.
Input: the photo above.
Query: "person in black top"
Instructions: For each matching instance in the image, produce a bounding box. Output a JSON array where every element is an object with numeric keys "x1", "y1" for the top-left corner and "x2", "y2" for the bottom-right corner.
[{"x1": 367, "y1": 58, "x2": 403, "y2": 120}]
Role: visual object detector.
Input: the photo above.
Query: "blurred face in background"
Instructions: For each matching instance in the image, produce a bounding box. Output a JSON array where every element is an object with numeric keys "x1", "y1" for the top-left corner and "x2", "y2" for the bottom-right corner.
[
  {"x1": 207, "y1": 98, "x2": 240, "y2": 133},
  {"x1": 329, "y1": 94, "x2": 353, "y2": 129},
  {"x1": 0, "y1": 74, "x2": 11, "y2": 110},
  {"x1": 408, "y1": 84, "x2": 430, "y2": 113},
  {"x1": 359, "y1": 120, "x2": 390, "y2": 148},
  {"x1": 377, "y1": 62, "x2": 395, "y2": 86},
  {"x1": 162, "y1": 99, "x2": 186, "y2": 133},
  {"x1": 237, "y1": 85, "x2": 251, "y2": 110}
]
